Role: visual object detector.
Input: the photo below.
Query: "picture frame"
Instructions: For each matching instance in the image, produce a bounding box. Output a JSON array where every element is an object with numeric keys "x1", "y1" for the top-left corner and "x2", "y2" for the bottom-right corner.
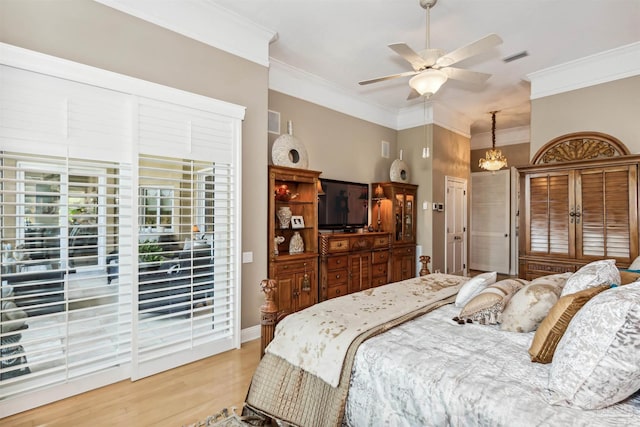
[{"x1": 291, "y1": 215, "x2": 305, "y2": 229}]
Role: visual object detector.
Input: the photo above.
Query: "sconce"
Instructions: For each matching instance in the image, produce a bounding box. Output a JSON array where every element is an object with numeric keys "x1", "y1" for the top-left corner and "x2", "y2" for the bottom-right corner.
[{"x1": 372, "y1": 184, "x2": 387, "y2": 232}]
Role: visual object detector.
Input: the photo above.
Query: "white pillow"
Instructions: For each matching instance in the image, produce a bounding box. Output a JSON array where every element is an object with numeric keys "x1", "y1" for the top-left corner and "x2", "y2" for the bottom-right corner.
[
  {"x1": 628, "y1": 255, "x2": 640, "y2": 270},
  {"x1": 454, "y1": 272, "x2": 497, "y2": 307},
  {"x1": 561, "y1": 259, "x2": 620, "y2": 296},
  {"x1": 547, "y1": 282, "x2": 640, "y2": 409}
]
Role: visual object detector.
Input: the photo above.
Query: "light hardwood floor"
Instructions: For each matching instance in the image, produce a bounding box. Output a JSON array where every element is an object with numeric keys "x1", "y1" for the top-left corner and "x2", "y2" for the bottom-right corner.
[{"x1": 2, "y1": 339, "x2": 261, "y2": 427}]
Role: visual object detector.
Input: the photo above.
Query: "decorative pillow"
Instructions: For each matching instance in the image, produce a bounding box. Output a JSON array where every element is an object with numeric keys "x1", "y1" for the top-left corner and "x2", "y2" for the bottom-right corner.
[
  {"x1": 500, "y1": 282, "x2": 561, "y2": 333},
  {"x1": 500, "y1": 272, "x2": 572, "y2": 332},
  {"x1": 619, "y1": 269, "x2": 640, "y2": 285},
  {"x1": 529, "y1": 283, "x2": 610, "y2": 363},
  {"x1": 560, "y1": 259, "x2": 619, "y2": 296},
  {"x1": 530, "y1": 272, "x2": 572, "y2": 289},
  {"x1": 547, "y1": 282, "x2": 640, "y2": 409},
  {"x1": 458, "y1": 278, "x2": 528, "y2": 325},
  {"x1": 454, "y1": 272, "x2": 497, "y2": 307}
]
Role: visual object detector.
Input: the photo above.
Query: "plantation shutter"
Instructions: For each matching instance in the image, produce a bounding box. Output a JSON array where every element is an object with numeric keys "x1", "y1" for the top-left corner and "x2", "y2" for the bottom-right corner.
[
  {"x1": 1, "y1": 46, "x2": 243, "y2": 414},
  {"x1": 526, "y1": 172, "x2": 572, "y2": 256},
  {"x1": 577, "y1": 166, "x2": 636, "y2": 261}
]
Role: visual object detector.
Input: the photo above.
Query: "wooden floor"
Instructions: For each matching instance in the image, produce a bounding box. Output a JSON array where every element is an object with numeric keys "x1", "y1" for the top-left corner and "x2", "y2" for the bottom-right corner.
[{"x1": 2, "y1": 339, "x2": 261, "y2": 427}]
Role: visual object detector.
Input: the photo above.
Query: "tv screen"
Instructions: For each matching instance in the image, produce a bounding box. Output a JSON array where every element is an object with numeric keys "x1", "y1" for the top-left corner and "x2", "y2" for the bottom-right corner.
[{"x1": 318, "y1": 178, "x2": 369, "y2": 230}]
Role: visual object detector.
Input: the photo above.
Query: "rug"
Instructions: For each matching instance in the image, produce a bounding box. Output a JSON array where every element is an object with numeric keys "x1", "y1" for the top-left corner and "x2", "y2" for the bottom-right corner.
[{"x1": 183, "y1": 407, "x2": 271, "y2": 427}]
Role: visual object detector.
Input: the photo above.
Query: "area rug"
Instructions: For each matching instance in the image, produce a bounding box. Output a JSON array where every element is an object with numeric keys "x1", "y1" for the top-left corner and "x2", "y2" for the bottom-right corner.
[{"x1": 183, "y1": 407, "x2": 270, "y2": 427}]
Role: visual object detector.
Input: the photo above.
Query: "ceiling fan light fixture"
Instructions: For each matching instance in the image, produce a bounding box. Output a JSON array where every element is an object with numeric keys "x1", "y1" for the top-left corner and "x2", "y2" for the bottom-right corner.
[{"x1": 409, "y1": 69, "x2": 448, "y2": 98}]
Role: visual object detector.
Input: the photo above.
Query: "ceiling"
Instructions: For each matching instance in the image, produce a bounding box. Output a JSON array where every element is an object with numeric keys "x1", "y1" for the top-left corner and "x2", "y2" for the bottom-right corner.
[{"x1": 211, "y1": 0, "x2": 639, "y2": 134}]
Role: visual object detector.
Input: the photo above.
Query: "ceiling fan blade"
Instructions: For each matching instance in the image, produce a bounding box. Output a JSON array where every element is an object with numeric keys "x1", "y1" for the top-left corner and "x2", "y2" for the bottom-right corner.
[
  {"x1": 407, "y1": 88, "x2": 421, "y2": 100},
  {"x1": 388, "y1": 43, "x2": 429, "y2": 71},
  {"x1": 359, "y1": 70, "x2": 417, "y2": 86},
  {"x1": 436, "y1": 33, "x2": 503, "y2": 67},
  {"x1": 442, "y1": 67, "x2": 492, "y2": 85}
]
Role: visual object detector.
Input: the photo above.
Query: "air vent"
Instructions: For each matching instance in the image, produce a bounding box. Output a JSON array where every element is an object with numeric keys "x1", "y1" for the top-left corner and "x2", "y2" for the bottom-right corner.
[{"x1": 503, "y1": 51, "x2": 529, "y2": 63}]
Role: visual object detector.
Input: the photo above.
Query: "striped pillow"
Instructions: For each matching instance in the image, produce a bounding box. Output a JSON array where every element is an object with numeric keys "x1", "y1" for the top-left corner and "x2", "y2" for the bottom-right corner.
[
  {"x1": 458, "y1": 278, "x2": 528, "y2": 325},
  {"x1": 529, "y1": 283, "x2": 610, "y2": 363}
]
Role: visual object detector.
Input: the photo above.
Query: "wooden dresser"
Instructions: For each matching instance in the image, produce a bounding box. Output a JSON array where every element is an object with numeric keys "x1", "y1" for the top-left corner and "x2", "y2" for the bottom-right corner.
[
  {"x1": 318, "y1": 232, "x2": 392, "y2": 301},
  {"x1": 518, "y1": 133, "x2": 639, "y2": 280}
]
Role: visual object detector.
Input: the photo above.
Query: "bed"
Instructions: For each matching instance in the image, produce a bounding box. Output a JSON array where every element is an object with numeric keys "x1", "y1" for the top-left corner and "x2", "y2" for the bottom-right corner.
[{"x1": 244, "y1": 270, "x2": 640, "y2": 426}]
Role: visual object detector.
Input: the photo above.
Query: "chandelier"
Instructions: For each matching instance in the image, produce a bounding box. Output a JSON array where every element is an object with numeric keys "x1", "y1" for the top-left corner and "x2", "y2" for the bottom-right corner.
[{"x1": 479, "y1": 111, "x2": 507, "y2": 171}]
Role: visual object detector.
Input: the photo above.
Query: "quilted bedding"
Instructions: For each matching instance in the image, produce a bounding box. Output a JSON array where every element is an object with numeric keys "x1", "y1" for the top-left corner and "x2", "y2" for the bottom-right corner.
[{"x1": 345, "y1": 304, "x2": 640, "y2": 427}]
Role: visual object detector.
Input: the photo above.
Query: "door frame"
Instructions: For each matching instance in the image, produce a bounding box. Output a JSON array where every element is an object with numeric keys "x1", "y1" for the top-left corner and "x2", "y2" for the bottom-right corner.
[{"x1": 444, "y1": 176, "x2": 468, "y2": 276}]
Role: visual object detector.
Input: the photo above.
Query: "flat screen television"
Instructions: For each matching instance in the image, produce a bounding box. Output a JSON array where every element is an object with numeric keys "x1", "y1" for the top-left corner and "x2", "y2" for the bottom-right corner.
[{"x1": 318, "y1": 178, "x2": 369, "y2": 231}]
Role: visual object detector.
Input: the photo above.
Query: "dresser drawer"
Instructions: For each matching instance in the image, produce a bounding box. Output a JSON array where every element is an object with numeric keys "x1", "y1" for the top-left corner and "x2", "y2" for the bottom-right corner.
[
  {"x1": 276, "y1": 260, "x2": 312, "y2": 274},
  {"x1": 372, "y1": 250, "x2": 389, "y2": 264},
  {"x1": 328, "y1": 239, "x2": 350, "y2": 252},
  {"x1": 395, "y1": 246, "x2": 415, "y2": 256},
  {"x1": 327, "y1": 269, "x2": 348, "y2": 286},
  {"x1": 373, "y1": 236, "x2": 390, "y2": 248},
  {"x1": 327, "y1": 255, "x2": 348, "y2": 270},
  {"x1": 327, "y1": 284, "x2": 348, "y2": 299},
  {"x1": 372, "y1": 263, "x2": 387, "y2": 277}
]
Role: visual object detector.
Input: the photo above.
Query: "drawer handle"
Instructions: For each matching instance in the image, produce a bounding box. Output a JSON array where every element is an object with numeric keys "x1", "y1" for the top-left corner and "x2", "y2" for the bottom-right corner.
[
  {"x1": 337, "y1": 243, "x2": 343, "y2": 247},
  {"x1": 336, "y1": 289, "x2": 341, "y2": 295},
  {"x1": 336, "y1": 260, "x2": 341, "y2": 264},
  {"x1": 335, "y1": 274, "x2": 340, "y2": 279},
  {"x1": 283, "y1": 265, "x2": 288, "y2": 269}
]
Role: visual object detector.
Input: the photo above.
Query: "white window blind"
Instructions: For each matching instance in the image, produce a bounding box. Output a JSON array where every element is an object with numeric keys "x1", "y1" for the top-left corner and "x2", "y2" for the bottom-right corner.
[
  {"x1": 1, "y1": 152, "x2": 133, "y2": 401},
  {"x1": 1, "y1": 44, "x2": 243, "y2": 414},
  {"x1": 135, "y1": 155, "x2": 236, "y2": 378}
]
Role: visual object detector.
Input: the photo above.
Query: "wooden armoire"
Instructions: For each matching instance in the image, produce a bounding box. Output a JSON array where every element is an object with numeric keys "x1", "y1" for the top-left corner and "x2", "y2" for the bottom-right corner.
[{"x1": 518, "y1": 132, "x2": 639, "y2": 280}]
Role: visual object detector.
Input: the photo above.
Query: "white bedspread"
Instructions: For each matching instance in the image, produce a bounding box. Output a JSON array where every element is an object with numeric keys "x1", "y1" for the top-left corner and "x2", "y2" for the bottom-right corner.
[
  {"x1": 266, "y1": 274, "x2": 468, "y2": 387},
  {"x1": 345, "y1": 304, "x2": 640, "y2": 427}
]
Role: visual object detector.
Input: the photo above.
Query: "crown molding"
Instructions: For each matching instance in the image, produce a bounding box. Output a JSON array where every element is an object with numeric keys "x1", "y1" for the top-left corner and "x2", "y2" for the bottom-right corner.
[
  {"x1": 268, "y1": 59, "x2": 399, "y2": 129},
  {"x1": 95, "y1": 0, "x2": 276, "y2": 67},
  {"x1": 396, "y1": 102, "x2": 472, "y2": 137},
  {"x1": 470, "y1": 125, "x2": 530, "y2": 150},
  {"x1": 528, "y1": 41, "x2": 640, "y2": 100}
]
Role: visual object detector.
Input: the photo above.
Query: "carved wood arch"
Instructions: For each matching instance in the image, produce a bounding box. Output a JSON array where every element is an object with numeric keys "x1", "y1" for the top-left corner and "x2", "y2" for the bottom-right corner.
[{"x1": 532, "y1": 132, "x2": 630, "y2": 165}]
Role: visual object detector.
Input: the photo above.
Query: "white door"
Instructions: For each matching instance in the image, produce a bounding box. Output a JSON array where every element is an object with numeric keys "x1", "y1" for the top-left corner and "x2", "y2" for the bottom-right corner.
[
  {"x1": 470, "y1": 170, "x2": 511, "y2": 274},
  {"x1": 445, "y1": 177, "x2": 467, "y2": 276}
]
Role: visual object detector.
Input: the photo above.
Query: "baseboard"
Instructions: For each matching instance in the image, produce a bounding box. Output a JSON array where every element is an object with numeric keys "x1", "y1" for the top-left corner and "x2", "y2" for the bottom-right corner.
[{"x1": 241, "y1": 324, "x2": 261, "y2": 343}]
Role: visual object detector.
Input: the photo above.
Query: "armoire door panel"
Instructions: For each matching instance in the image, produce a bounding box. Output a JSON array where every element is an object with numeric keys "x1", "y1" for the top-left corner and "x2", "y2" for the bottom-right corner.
[
  {"x1": 577, "y1": 167, "x2": 634, "y2": 261},
  {"x1": 527, "y1": 173, "x2": 571, "y2": 256}
]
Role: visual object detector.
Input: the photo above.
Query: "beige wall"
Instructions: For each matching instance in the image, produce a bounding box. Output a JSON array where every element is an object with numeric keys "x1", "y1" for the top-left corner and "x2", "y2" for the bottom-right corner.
[
  {"x1": 431, "y1": 126, "x2": 470, "y2": 274},
  {"x1": 0, "y1": 0, "x2": 269, "y2": 328},
  {"x1": 397, "y1": 124, "x2": 470, "y2": 274},
  {"x1": 531, "y1": 76, "x2": 640, "y2": 157},
  {"x1": 470, "y1": 142, "x2": 531, "y2": 172},
  {"x1": 397, "y1": 125, "x2": 433, "y2": 267},
  {"x1": 268, "y1": 91, "x2": 397, "y2": 185}
]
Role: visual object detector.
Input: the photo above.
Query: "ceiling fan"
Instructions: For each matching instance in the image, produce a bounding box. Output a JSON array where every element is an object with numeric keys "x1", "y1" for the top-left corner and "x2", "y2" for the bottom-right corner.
[{"x1": 359, "y1": 0, "x2": 502, "y2": 99}]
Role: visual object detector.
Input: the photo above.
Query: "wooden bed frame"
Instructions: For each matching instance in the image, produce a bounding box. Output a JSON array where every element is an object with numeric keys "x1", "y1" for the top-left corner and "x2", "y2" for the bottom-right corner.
[{"x1": 259, "y1": 255, "x2": 431, "y2": 355}]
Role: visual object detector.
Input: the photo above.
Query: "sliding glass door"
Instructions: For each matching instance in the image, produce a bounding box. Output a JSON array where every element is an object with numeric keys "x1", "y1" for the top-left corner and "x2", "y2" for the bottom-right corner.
[{"x1": 1, "y1": 153, "x2": 131, "y2": 400}]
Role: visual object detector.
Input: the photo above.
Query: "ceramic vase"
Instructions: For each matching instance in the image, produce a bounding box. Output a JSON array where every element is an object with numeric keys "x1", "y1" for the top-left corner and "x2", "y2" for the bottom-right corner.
[
  {"x1": 277, "y1": 206, "x2": 292, "y2": 229},
  {"x1": 271, "y1": 121, "x2": 309, "y2": 169},
  {"x1": 289, "y1": 231, "x2": 304, "y2": 254}
]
